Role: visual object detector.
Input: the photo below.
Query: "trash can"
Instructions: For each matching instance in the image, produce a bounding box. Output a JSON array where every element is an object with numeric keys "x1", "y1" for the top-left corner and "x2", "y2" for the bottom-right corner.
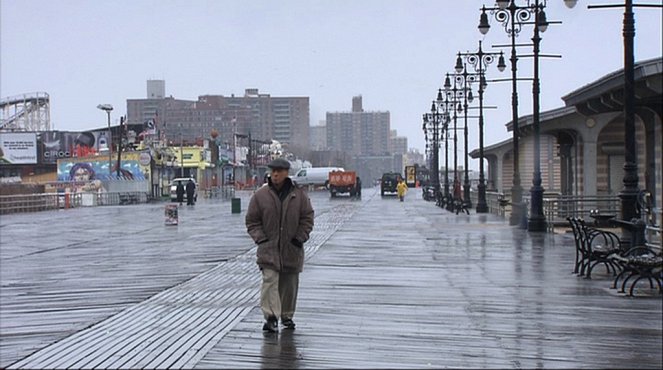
[
  {"x1": 231, "y1": 197, "x2": 241, "y2": 214},
  {"x1": 165, "y1": 204, "x2": 178, "y2": 225}
]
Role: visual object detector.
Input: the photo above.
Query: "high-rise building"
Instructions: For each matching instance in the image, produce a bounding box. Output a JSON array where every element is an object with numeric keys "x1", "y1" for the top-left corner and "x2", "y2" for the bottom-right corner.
[
  {"x1": 352, "y1": 95, "x2": 363, "y2": 113},
  {"x1": 147, "y1": 80, "x2": 165, "y2": 99},
  {"x1": 127, "y1": 84, "x2": 309, "y2": 154},
  {"x1": 309, "y1": 120, "x2": 327, "y2": 151},
  {"x1": 390, "y1": 131, "x2": 408, "y2": 155},
  {"x1": 326, "y1": 96, "x2": 390, "y2": 156}
]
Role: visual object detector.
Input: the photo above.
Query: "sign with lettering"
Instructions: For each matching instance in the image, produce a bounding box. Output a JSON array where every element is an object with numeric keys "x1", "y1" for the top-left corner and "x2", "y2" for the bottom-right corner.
[
  {"x1": 38, "y1": 131, "x2": 111, "y2": 163},
  {"x1": 0, "y1": 132, "x2": 37, "y2": 164}
]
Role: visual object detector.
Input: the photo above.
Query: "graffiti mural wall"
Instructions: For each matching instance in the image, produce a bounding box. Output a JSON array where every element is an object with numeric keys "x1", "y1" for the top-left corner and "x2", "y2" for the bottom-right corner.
[{"x1": 57, "y1": 152, "x2": 151, "y2": 192}]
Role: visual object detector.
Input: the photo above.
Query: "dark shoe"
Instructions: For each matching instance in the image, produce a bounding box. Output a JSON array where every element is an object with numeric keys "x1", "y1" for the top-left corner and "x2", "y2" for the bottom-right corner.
[
  {"x1": 262, "y1": 316, "x2": 278, "y2": 332},
  {"x1": 281, "y1": 318, "x2": 296, "y2": 330}
]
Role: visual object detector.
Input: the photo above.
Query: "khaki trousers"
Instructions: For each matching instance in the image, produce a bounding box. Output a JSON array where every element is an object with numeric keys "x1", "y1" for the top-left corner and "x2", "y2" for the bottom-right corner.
[{"x1": 260, "y1": 268, "x2": 299, "y2": 321}]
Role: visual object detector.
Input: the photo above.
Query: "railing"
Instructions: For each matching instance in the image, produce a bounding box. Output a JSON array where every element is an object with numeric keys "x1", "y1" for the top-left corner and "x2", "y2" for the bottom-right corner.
[
  {"x1": 203, "y1": 187, "x2": 220, "y2": 199},
  {"x1": 645, "y1": 207, "x2": 662, "y2": 249},
  {"x1": 479, "y1": 191, "x2": 520, "y2": 217},
  {"x1": 543, "y1": 194, "x2": 621, "y2": 232},
  {"x1": 201, "y1": 185, "x2": 238, "y2": 200},
  {"x1": 484, "y1": 191, "x2": 511, "y2": 215},
  {"x1": 0, "y1": 192, "x2": 149, "y2": 215},
  {"x1": 0, "y1": 193, "x2": 66, "y2": 214},
  {"x1": 482, "y1": 192, "x2": 621, "y2": 232},
  {"x1": 645, "y1": 223, "x2": 662, "y2": 249},
  {"x1": 221, "y1": 185, "x2": 235, "y2": 199}
]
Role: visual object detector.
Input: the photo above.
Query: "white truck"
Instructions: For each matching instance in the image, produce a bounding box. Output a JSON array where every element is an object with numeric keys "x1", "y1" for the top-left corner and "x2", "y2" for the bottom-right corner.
[{"x1": 291, "y1": 167, "x2": 344, "y2": 188}]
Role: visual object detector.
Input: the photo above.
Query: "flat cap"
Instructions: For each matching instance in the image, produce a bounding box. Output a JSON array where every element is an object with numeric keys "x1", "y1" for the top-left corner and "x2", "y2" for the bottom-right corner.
[{"x1": 267, "y1": 157, "x2": 290, "y2": 170}]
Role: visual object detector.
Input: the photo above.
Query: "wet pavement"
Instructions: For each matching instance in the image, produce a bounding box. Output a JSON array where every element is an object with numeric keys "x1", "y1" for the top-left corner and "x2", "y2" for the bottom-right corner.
[{"x1": 0, "y1": 188, "x2": 661, "y2": 369}]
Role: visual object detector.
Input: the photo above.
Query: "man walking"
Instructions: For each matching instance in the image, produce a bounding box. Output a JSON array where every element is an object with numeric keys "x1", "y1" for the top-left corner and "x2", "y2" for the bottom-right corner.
[
  {"x1": 186, "y1": 178, "x2": 196, "y2": 205},
  {"x1": 245, "y1": 158, "x2": 314, "y2": 332},
  {"x1": 176, "y1": 181, "x2": 185, "y2": 205}
]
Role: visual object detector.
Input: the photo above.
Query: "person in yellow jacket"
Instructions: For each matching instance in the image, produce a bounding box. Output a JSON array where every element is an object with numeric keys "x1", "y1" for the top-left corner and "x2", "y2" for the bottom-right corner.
[{"x1": 397, "y1": 180, "x2": 408, "y2": 202}]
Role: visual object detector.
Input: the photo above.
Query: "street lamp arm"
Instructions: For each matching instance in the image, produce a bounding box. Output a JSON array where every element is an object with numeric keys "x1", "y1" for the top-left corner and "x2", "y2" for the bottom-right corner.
[
  {"x1": 588, "y1": 3, "x2": 663, "y2": 9},
  {"x1": 458, "y1": 41, "x2": 506, "y2": 74},
  {"x1": 492, "y1": 42, "x2": 535, "y2": 48},
  {"x1": 482, "y1": 1, "x2": 568, "y2": 37},
  {"x1": 490, "y1": 77, "x2": 535, "y2": 83},
  {"x1": 467, "y1": 106, "x2": 499, "y2": 110},
  {"x1": 496, "y1": 6, "x2": 534, "y2": 36},
  {"x1": 518, "y1": 53, "x2": 563, "y2": 58},
  {"x1": 481, "y1": 3, "x2": 536, "y2": 36}
]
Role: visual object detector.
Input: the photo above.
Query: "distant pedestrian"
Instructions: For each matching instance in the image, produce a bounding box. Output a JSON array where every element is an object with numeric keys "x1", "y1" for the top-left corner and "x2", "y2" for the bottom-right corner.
[
  {"x1": 397, "y1": 179, "x2": 408, "y2": 202},
  {"x1": 355, "y1": 176, "x2": 362, "y2": 198},
  {"x1": 186, "y1": 179, "x2": 196, "y2": 205},
  {"x1": 176, "y1": 181, "x2": 185, "y2": 205},
  {"x1": 452, "y1": 179, "x2": 468, "y2": 215},
  {"x1": 245, "y1": 157, "x2": 314, "y2": 333}
]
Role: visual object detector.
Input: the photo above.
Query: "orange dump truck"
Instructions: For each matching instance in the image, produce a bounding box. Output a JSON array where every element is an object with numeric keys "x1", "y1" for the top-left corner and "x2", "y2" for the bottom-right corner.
[{"x1": 328, "y1": 170, "x2": 361, "y2": 198}]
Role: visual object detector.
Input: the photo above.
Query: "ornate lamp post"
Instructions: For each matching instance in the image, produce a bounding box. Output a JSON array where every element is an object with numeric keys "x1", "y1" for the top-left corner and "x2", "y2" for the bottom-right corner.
[
  {"x1": 434, "y1": 89, "x2": 453, "y2": 206},
  {"x1": 456, "y1": 41, "x2": 506, "y2": 213},
  {"x1": 439, "y1": 82, "x2": 462, "y2": 211},
  {"x1": 480, "y1": 0, "x2": 575, "y2": 230},
  {"x1": 621, "y1": 0, "x2": 638, "y2": 228},
  {"x1": 422, "y1": 108, "x2": 441, "y2": 203},
  {"x1": 451, "y1": 62, "x2": 480, "y2": 209},
  {"x1": 441, "y1": 99, "x2": 451, "y2": 206},
  {"x1": 444, "y1": 73, "x2": 469, "y2": 211},
  {"x1": 444, "y1": 76, "x2": 460, "y2": 210},
  {"x1": 479, "y1": 1, "x2": 529, "y2": 225},
  {"x1": 586, "y1": 0, "x2": 661, "y2": 244},
  {"x1": 422, "y1": 117, "x2": 431, "y2": 176}
]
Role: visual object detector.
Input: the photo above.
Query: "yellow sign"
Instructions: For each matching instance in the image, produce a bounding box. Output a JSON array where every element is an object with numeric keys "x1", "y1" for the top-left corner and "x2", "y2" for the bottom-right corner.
[
  {"x1": 173, "y1": 147, "x2": 203, "y2": 166},
  {"x1": 406, "y1": 166, "x2": 416, "y2": 185}
]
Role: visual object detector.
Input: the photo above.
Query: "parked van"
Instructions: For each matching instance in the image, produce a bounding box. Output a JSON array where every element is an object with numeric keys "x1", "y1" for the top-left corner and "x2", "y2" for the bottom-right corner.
[{"x1": 291, "y1": 167, "x2": 344, "y2": 188}]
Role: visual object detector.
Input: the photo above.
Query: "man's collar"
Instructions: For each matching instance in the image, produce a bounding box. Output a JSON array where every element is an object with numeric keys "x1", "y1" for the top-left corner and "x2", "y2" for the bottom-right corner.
[{"x1": 268, "y1": 176, "x2": 293, "y2": 190}]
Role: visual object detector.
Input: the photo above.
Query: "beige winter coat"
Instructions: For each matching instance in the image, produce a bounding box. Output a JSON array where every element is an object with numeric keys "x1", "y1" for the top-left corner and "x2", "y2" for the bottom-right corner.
[{"x1": 245, "y1": 179, "x2": 314, "y2": 273}]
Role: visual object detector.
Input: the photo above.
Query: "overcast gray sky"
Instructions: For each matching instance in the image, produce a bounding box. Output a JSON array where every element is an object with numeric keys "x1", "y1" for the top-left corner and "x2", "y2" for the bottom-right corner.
[{"x1": 2, "y1": 0, "x2": 661, "y2": 169}]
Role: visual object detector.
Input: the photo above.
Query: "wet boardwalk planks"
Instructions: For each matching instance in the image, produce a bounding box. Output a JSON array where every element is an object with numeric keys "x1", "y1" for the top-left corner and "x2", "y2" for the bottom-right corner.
[
  {"x1": 1, "y1": 189, "x2": 661, "y2": 368},
  {"x1": 197, "y1": 191, "x2": 662, "y2": 369},
  {"x1": 3, "y1": 196, "x2": 358, "y2": 369}
]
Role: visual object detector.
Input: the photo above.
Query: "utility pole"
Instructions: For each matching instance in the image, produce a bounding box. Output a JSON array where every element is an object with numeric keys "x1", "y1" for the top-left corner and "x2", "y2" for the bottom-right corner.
[
  {"x1": 96, "y1": 104, "x2": 113, "y2": 179},
  {"x1": 232, "y1": 115, "x2": 237, "y2": 188},
  {"x1": 117, "y1": 116, "x2": 124, "y2": 177},
  {"x1": 180, "y1": 132, "x2": 184, "y2": 177}
]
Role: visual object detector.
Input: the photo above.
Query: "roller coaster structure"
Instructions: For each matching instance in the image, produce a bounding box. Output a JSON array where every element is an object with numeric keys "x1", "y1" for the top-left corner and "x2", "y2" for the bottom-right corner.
[{"x1": 0, "y1": 92, "x2": 51, "y2": 131}]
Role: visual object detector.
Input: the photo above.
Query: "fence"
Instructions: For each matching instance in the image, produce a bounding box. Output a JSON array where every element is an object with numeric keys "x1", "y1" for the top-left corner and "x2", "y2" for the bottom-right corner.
[
  {"x1": 202, "y1": 185, "x2": 235, "y2": 199},
  {"x1": 466, "y1": 190, "x2": 662, "y2": 246},
  {"x1": 0, "y1": 191, "x2": 150, "y2": 215},
  {"x1": 103, "y1": 180, "x2": 150, "y2": 193},
  {"x1": 480, "y1": 191, "x2": 622, "y2": 232}
]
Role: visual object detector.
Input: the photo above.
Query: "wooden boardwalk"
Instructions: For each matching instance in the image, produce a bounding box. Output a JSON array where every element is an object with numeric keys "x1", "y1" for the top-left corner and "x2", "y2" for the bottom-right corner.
[
  {"x1": 1, "y1": 189, "x2": 661, "y2": 368},
  {"x1": 197, "y1": 192, "x2": 662, "y2": 369}
]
